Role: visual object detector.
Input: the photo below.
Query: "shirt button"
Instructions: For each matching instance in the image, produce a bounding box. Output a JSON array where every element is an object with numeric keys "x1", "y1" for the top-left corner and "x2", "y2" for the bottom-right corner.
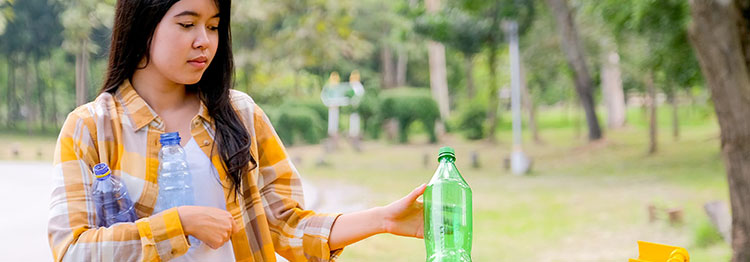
[
  {"x1": 203, "y1": 140, "x2": 210, "y2": 146},
  {"x1": 193, "y1": 120, "x2": 200, "y2": 127}
]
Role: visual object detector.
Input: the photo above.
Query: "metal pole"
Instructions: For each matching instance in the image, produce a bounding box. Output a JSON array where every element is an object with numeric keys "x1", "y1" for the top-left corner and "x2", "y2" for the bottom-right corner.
[{"x1": 507, "y1": 20, "x2": 531, "y2": 175}]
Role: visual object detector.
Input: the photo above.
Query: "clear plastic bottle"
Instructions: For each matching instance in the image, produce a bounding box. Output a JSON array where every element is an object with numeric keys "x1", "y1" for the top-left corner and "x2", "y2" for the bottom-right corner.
[
  {"x1": 424, "y1": 146, "x2": 473, "y2": 262},
  {"x1": 92, "y1": 163, "x2": 138, "y2": 227},
  {"x1": 154, "y1": 132, "x2": 199, "y2": 247}
]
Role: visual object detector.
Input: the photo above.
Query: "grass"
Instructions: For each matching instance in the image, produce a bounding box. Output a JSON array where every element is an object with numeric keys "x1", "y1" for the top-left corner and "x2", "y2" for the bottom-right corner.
[
  {"x1": 287, "y1": 105, "x2": 731, "y2": 261},
  {"x1": 0, "y1": 105, "x2": 733, "y2": 261},
  {"x1": 0, "y1": 132, "x2": 58, "y2": 162}
]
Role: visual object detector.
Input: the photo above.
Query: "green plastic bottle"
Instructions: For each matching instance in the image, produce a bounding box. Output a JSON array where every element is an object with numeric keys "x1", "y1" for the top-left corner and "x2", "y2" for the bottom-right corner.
[{"x1": 424, "y1": 146, "x2": 473, "y2": 262}]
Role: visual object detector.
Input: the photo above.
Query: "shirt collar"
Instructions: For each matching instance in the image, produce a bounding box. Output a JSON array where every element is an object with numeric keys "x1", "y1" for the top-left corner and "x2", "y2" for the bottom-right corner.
[{"x1": 115, "y1": 80, "x2": 213, "y2": 131}]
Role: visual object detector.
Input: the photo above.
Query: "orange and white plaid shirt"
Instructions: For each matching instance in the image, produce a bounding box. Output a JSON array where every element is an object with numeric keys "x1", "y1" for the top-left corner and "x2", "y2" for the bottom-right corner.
[{"x1": 48, "y1": 80, "x2": 342, "y2": 261}]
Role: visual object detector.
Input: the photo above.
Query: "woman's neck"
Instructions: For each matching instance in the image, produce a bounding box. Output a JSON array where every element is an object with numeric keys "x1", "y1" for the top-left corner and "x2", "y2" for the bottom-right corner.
[{"x1": 131, "y1": 67, "x2": 197, "y2": 114}]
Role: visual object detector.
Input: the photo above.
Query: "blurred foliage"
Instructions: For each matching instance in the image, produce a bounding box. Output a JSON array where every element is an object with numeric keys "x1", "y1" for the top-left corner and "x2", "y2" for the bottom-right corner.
[
  {"x1": 693, "y1": 219, "x2": 724, "y2": 248},
  {"x1": 0, "y1": 0, "x2": 708, "y2": 145},
  {"x1": 275, "y1": 107, "x2": 325, "y2": 145},
  {"x1": 354, "y1": 88, "x2": 382, "y2": 140},
  {"x1": 379, "y1": 88, "x2": 439, "y2": 143},
  {"x1": 450, "y1": 102, "x2": 487, "y2": 140},
  {"x1": 588, "y1": 0, "x2": 702, "y2": 94},
  {"x1": 0, "y1": 0, "x2": 13, "y2": 35},
  {"x1": 266, "y1": 99, "x2": 328, "y2": 146}
]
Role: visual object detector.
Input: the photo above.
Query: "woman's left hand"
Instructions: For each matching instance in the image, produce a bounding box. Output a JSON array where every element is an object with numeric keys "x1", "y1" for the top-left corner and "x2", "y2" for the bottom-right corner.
[{"x1": 380, "y1": 183, "x2": 427, "y2": 238}]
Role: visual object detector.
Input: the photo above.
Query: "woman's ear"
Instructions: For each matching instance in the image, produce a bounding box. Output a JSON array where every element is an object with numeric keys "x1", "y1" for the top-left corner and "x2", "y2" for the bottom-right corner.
[{"x1": 137, "y1": 56, "x2": 147, "y2": 69}]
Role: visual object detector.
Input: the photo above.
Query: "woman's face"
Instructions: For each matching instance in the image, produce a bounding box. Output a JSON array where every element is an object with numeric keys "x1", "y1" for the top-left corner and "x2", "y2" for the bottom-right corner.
[{"x1": 147, "y1": 0, "x2": 220, "y2": 85}]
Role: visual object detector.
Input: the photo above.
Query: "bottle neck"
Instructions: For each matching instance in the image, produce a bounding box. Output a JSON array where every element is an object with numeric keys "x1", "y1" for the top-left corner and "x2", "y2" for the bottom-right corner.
[
  {"x1": 438, "y1": 155, "x2": 455, "y2": 164},
  {"x1": 432, "y1": 156, "x2": 462, "y2": 182},
  {"x1": 160, "y1": 140, "x2": 180, "y2": 147}
]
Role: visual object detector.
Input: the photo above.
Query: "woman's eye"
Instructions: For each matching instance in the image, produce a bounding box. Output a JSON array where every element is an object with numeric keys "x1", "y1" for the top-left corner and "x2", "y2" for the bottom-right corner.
[
  {"x1": 178, "y1": 23, "x2": 194, "y2": 28},
  {"x1": 208, "y1": 26, "x2": 219, "y2": 31}
]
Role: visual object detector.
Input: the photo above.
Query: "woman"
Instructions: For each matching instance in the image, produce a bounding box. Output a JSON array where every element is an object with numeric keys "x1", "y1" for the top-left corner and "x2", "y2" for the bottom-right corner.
[{"x1": 47, "y1": 0, "x2": 426, "y2": 261}]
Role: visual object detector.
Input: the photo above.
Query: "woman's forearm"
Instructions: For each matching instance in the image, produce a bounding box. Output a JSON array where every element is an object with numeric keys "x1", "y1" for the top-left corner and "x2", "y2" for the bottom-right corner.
[{"x1": 328, "y1": 207, "x2": 387, "y2": 250}]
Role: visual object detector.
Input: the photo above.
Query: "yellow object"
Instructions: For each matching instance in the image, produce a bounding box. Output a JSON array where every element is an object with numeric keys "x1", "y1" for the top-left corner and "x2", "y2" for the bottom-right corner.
[{"x1": 629, "y1": 241, "x2": 689, "y2": 262}]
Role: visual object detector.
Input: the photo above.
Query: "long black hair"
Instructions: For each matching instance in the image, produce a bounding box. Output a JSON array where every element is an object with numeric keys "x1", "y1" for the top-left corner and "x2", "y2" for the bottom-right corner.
[{"x1": 101, "y1": 0, "x2": 253, "y2": 197}]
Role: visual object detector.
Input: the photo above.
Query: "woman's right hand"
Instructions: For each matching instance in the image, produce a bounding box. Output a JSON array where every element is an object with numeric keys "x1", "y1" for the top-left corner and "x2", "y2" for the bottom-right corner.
[{"x1": 177, "y1": 206, "x2": 240, "y2": 249}]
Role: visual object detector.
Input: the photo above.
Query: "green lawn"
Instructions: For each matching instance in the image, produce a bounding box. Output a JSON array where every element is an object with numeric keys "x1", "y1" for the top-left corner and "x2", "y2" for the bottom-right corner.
[
  {"x1": 288, "y1": 106, "x2": 731, "y2": 261},
  {"x1": 0, "y1": 105, "x2": 732, "y2": 261},
  {"x1": 0, "y1": 132, "x2": 58, "y2": 162}
]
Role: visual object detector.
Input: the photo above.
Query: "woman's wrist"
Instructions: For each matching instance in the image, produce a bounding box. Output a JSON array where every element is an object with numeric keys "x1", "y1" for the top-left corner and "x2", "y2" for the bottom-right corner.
[
  {"x1": 373, "y1": 206, "x2": 389, "y2": 235},
  {"x1": 177, "y1": 206, "x2": 193, "y2": 236}
]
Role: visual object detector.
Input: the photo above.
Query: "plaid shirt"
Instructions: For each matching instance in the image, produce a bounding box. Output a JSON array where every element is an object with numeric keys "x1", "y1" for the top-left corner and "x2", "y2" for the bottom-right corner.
[{"x1": 48, "y1": 80, "x2": 342, "y2": 261}]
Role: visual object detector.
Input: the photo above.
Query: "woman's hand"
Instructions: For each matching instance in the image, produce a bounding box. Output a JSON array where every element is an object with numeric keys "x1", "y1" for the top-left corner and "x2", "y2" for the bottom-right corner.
[
  {"x1": 177, "y1": 206, "x2": 240, "y2": 249},
  {"x1": 328, "y1": 183, "x2": 428, "y2": 250},
  {"x1": 380, "y1": 183, "x2": 427, "y2": 238}
]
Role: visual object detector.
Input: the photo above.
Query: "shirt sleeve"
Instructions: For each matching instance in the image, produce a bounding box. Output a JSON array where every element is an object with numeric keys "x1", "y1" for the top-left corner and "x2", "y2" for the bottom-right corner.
[
  {"x1": 47, "y1": 110, "x2": 190, "y2": 262},
  {"x1": 253, "y1": 105, "x2": 344, "y2": 261}
]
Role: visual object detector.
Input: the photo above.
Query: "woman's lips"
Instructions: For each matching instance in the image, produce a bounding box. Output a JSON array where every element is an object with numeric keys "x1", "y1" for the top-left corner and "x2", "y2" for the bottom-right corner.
[
  {"x1": 188, "y1": 56, "x2": 208, "y2": 69},
  {"x1": 188, "y1": 60, "x2": 207, "y2": 68}
]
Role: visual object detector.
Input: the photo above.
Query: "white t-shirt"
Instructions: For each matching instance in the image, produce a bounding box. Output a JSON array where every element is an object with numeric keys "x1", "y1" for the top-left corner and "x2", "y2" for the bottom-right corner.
[{"x1": 169, "y1": 137, "x2": 235, "y2": 262}]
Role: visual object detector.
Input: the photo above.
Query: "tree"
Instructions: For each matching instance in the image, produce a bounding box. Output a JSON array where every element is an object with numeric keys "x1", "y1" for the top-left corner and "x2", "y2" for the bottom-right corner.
[
  {"x1": 0, "y1": 0, "x2": 63, "y2": 131},
  {"x1": 594, "y1": 0, "x2": 701, "y2": 147},
  {"x1": 57, "y1": 0, "x2": 114, "y2": 106},
  {"x1": 0, "y1": 0, "x2": 13, "y2": 35},
  {"x1": 689, "y1": 0, "x2": 750, "y2": 260},
  {"x1": 414, "y1": 8, "x2": 487, "y2": 99},
  {"x1": 350, "y1": 0, "x2": 415, "y2": 89},
  {"x1": 232, "y1": 0, "x2": 372, "y2": 99},
  {"x1": 546, "y1": 0, "x2": 602, "y2": 141},
  {"x1": 521, "y1": 2, "x2": 575, "y2": 144},
  {"x1": 416, "y1": 0, "x2": 534, "y2": 141},
  {"x1": 424, "y1": 0, "x2": 451, "y2": 123}
]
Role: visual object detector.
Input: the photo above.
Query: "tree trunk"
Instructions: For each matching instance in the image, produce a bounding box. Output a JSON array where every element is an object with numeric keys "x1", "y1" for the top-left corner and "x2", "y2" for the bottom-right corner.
[
  {"x1": 24, "y1": 61, "x2": 34, "y2": 136},
  {"x1": 6, "y1": 58, "x2": 14, "y2": 128},
  {"x1": 602, "y1": 51, "x2": 627, "y2": 129},
  {"x1": 486, "y1": 45, "x2": 500, "y2": 143},
  {"x1": 668, "y1": 89, "x2": 679, "y2": 141},
  {"x1": 465, "y1": 54, "x2": 475, "y2": 99},
  {"x1": 48, "y1": 59, "x2": 58, "y2": 127},
  {"x1": 646, "y1": 72, "x2": 657, "y2": 154},
  {"x1": 522, "y1": 82, "x2": 540, "y2": 144},
  {"x1": 75, "y1": 39, "x2": 89, "y2": 106},
  {"x1": 689, "y1": 1, "x2": 750, "y2": 260},
  {"x1": 396, "y1": 46, "x2": 408, "y2": 87},
  {"x1": 546, "y1": 0, "x2": 603, "y2": 141},
  {"x1": 520, "y1": 60, "x2": 541, "y2": 144},
  {"x1": 35, "y1": 59, "x2": 46, "y2": 131},
  {"x1": 425, "y1": 0, "x2": 451, "y2": 121},
  {"x1": 380, "y1": 45, "x2": 396, "y2": 88}
]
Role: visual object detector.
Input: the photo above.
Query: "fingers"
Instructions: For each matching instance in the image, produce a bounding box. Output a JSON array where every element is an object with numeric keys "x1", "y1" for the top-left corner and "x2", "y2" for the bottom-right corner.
[
  {"x1": 207, "y1": 240, "x2": 222, "y2": 250},
  {"x1": 231, "y1": 219, "x2": 241, "y2": 234},
  {"x1": 405, "y1": 183, "x2": 427, "y2": 202}
]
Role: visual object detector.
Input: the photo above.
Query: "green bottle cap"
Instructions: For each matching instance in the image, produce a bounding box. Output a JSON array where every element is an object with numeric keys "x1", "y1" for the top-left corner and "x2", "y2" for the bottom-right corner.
[{"x1": 438, "y1": 146, "x2": 455, "y2": 161}]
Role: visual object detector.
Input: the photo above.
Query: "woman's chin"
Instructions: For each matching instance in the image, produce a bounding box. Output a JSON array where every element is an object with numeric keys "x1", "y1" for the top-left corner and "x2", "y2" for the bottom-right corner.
[{"x1": 179, "y1": 76, "x2": 203, "y2": 85}]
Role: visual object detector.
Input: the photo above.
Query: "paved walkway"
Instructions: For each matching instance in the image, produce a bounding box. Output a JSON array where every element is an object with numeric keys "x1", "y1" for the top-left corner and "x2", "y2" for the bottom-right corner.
[
  {"x1": 0, "y1": 161, "x2": 368, "y2": 261},
  {"x1": 0, "y1": 161, "x2": 54, "y2": 261}
]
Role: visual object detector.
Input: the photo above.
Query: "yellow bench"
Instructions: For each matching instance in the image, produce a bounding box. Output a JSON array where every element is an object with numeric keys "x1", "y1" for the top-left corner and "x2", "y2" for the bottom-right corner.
[{"x1": 629, "y1": 241, "x2": 689, "y2": 262}]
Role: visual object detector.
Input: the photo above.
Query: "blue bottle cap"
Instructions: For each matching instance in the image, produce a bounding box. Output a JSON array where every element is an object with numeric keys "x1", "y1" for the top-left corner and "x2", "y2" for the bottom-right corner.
[
  {"x1": 93, "y1": 163, "x2": 111, "y2": 180},
  {"x1": 160, "y1": 132, "x2": 181, "y2": 146}
]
